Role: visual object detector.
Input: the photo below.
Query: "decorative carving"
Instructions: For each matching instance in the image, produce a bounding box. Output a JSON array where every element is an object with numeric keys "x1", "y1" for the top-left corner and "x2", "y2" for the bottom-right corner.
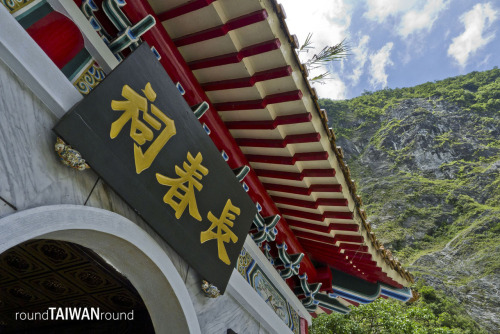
[
  {"x1": 201, "y1": 280, "x2": 220, "y2": 298},
  {"x1": 236, "y1": 248, "x2": 301, "y2": 334},
  {"x1": 54, "y1": 137, "x2": 90, "y2": 171},
  {"x1": 263, "y1": 243, "x2": 275, "y2": 265},
  {"x1": 111, "y1": 294, "x2": 134, "y2": 307},
  {"x1": 274, "y1": 242, "x2": 303, "y2": 279},
  {"x1": 5, "y1": 253, "x2": 29, "y2": 272},
  {"x1": 78, "y1": 271, "x2": 104, "y2": 287},
  {"x1": 41, "y1": 279, "x2": 66, "y2": 294},
  {"x1": 296, "y1": 274, "x2": 321, "y2": 313},
  {"x1": 41, "y1": 244, "x2": 68, "y2": 261},
  {"x1": 0, "y1": 240, "x2": 154, "y2": 332},
  {"x1": 236, "y1": 249, "x2": 254, "y2": 277},
  {"x1": 73, "y1": 62, "x2": 106, "y2": 95},
  {"x1": 250, "y1": 212, "x2": 279, "y2": 245},
  {"x1": 0, "y1": 0, "x2": 35, "y2": 14},
  {"x1": 9, "y1": 287, "x2": 32, "y2": 301}
]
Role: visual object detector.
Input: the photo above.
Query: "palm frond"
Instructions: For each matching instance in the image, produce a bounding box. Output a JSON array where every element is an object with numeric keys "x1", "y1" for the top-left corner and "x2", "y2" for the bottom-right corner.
[
  {"x1": 299, "y1": 33, "x2": 314, "y2": 53},
  {"x1": 298, "y1": 35, "x2": 350, "y2": 85},
  {"x1": 310, "y1": 72, "x2": 330, "y2": 82},
  {"x1": 305, "y1": 39, "x2": 350, "y2": 68}
]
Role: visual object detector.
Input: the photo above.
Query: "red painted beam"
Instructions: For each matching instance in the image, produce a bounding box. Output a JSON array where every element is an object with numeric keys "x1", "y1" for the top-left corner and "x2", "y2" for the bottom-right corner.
[
  {"x1": 124, "y1": 1, "x2": 321, "y2": 284},
  {"x1": 316, "y1": 198, "x2": 347, "y2": 206},
  {"x1": 299, "y1": 237, "x2": 341, "y2": 255},
  {"x1": 264, "y1": 183, "x2": 310, "y2": 195},
  {"x1": 202, "y1": 66, "x2": 292, "y2": 91},
  {"x1": 350, "y1": 257, "x2": 378, "y2": 267},
  {"x1": 329, "y1": 223, "x2": 359, "y2": 232},
  {"x1": 157, "y1": 0, "x2": 216, "y2": 21},
  {"x1": 256, "y1": 169, "x2": 304, "y2": 181},
  {"x1": 188, "y1": 38, "x2": 281, "y2": 70},
  {"x1": 255, "y1": 168, "x2": 336, "y2": 182},
  {"x1": 236, "y1": 133, "x2": 320, "y2": 148},
  {"x1": 272, "y1": 196, "x2": 348, "y2": 209},
  {"x1": 344, "y1": 250, "x2": 373, "y2": 261},
  {"x1": 173, "y1": 9, "x2": 268, "y2": 46},
  {"x1": 281, "y1": 207, "x2": 354, "y2": 224},
  {"x1": 300, "y1": 318, "x2": 310, "y2": 333},
  {"x1": 246, "y1": 151, "x2": 328, "y2": 165},
  {"x1": 348, "y1": 261, "x2": 381, "y2": 273},
  {"x1": 214, "y1": 90, "x2": 302, "y2": 111},
  {"x1": 294, "y1": 230, "x2": 335, "y2": 244},
  {"x1": 273, "y1": 196, "x2": 317, "y2": 209},
  {"x1": 295, "y1": 152, "x2": 329, "y2": 161},
  {"x1": 225, "y1": 112, "x2": 311, "y2": 130},
  {"x1": 334, "y1": 234, "x2": 364, "y2": 244},
  {"x1": 288, "y1": 219, "x2": 358, "y2": 233},
  {"x1": 246, "y1": 154, "x2": 294, "y2": 165},
  {"x1": 324, "y1": 211, "x2": 353, "y2": 220},
  {"x1": 304, "y1": 169, "x2": 336, "y2": 177},
  {"x1": 339, "y1": 243, "x2": 369, "y2": 252},
  {"x1": 282, "y1": 208, "x2": 324, "y2": 222},
  {"x1": 311, "y1": 184, "x2": 343, "y2": 192},
  {"x1": 263, "y1": 182, "x2": 342, "y2": 195}
]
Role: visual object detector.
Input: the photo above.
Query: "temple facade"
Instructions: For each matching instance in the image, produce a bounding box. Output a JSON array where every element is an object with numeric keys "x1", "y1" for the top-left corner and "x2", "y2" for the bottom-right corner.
[{"x1": 0, "y1": 1, "x2": 414, "y2": 333}]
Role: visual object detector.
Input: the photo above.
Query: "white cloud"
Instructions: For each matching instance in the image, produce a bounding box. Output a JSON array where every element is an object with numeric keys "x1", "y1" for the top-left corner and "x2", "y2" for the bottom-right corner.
[
  {"x1": 311, "y1": 74, "x2": 347, "y2": 100},
  {"x1": 280, "y1": 0, "x2": 352, "y2": 99},
  {"x1": 369, "y1": 42, "x2": 394, "y2": 88},
  {"x1": 399, "y1": 0, "x2": 450, "y2": 37},
  {"x1": 347, "y1": 35, "x2": 370, "y2": 85},
  {"x1": 448, "y1": 3, "x2": 498, "y2": 67},
  {"x1": 280, "y1": 0, "x2": 351, "y2": 51},
  {"x1": 365, "y1": 0, "x2": 449, "y2": 37},
  {"x1": 364, "y1": 0, "x2": 418, "y2": 23}
]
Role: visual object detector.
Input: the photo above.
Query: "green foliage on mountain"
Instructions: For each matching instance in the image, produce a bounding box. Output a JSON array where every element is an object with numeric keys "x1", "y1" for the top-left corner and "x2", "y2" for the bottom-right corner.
[
  {"x1": 318, "y1": 68, "x2": 500, "y2": 332},
  {"x1": 311, "y1": 285, "x2": 485, "y2": 334}
]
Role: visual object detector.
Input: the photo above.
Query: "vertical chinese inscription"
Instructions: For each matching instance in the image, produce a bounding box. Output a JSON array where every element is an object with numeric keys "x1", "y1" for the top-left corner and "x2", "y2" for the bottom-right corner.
[{"x1": 54, "y1": 44, "x2": 257, "y2": 291}]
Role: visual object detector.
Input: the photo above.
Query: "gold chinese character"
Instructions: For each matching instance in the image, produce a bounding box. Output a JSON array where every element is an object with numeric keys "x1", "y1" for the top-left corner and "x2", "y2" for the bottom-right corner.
[
  {"x1": 156, "y1": 152, "x2": 208, "y2": 221},
  {"x1": 111, "y1": 83, "x2": 176, "y2": 174},
  {"x1": 201, "y1": 199, "x2": 240, "y2": 265}
]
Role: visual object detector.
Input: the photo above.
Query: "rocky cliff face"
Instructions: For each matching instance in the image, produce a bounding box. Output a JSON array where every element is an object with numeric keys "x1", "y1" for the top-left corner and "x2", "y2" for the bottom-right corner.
[{"x1": 321, "y1": 69, "x2": 500, "y2": 332}]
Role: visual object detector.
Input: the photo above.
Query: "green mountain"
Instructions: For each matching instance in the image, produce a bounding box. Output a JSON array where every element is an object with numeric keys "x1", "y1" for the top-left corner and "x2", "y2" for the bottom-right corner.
[{"x1": 320, "y1": 68, "x2": 500, "y2": 332}]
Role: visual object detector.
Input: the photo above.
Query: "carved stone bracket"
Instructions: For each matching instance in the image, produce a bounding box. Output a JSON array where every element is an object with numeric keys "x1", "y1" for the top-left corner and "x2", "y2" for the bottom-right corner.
[
  {"x1": 201, "y1": 280, "x2": 220, "y2": 298},
  {"x1": 54, "y1": 137, "x2": 90, "y2": 171}
]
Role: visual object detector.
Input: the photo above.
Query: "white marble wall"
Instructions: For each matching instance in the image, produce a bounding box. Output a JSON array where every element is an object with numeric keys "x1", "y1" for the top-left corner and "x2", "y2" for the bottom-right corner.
[{"x1": 0, "y1": 58, "x2": 271, "y2": 333}]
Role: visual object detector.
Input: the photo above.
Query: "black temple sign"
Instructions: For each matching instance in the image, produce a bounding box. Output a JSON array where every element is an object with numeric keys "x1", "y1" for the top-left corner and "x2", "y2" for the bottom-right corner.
[{"x1": 54, "y1": 43, "x2": 257, "y2": 293}]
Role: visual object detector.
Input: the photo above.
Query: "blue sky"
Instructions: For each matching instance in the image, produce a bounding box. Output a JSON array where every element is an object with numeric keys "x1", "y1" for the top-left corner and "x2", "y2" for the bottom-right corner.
[{"x1": 279, "y1": 0, "x2": 500, "y2": 99}]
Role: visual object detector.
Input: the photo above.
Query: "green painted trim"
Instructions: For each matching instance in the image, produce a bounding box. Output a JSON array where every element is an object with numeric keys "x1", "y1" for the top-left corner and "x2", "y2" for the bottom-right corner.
[
  {"x1": 102, "y1": 0, "x2": 130, "y2": 31},
  {"x1": 232, "y1": 165, "x2": 250, "y2": 182},
  {"x1": 62, "y1": 49, "x2": 92, "y2": 80},
  {"x1": 331, "y1": 268, "x2": 381, "y2": 300},
  {"x1": 17, "y1": 0, "x2": 50, "y2": 29},
  {"x1": 315, "y1": 294, "x2": 350, "y2": 314},
  {"x1": 192, "y1": 101, "x2": 209, "y2": 119}
]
